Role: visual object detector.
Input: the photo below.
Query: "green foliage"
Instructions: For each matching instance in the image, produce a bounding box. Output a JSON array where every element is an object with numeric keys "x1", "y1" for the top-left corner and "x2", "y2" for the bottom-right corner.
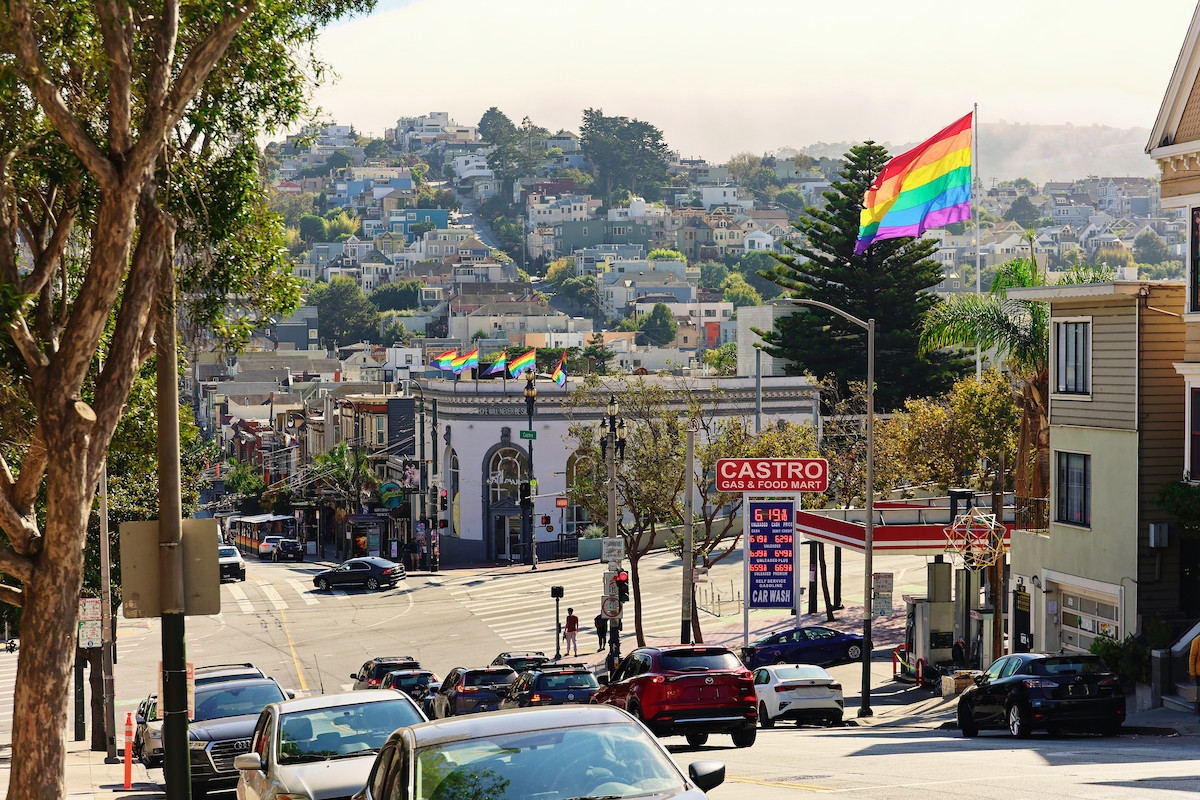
[
  {"x1": 758, "y1": 142, "x2": 970, "y2": 411},
  {"x1": 647, "y1": 248, "x2": 685, "y2": 261},
  {"x1": 698, "y1": 261, "x2": 729, "y2": 289},
  {"x1": 579, "y1": 109, "x2": 671, "y2": 206},
  {"x1": 775, "y1": 188, "x2": 805, "y2": 210},
  {"x1": 415, "y1": 186, "x2": 461, "y2": 211},
  {"x1": 733, "y1": 251, "x2": 784, "y2": 300},
  {"x1": 471, "y1": 329, "x2": 487, "y2": 342},
  {"x1": 720, "y1": 273, "x2": 762, "y2": 309},
  {"x1": 1003, "y1": 196, "x2": 1040, "y2": 228},
  {"x1": 1133, "y1": 229, "x2": 1170, "y2": 265},
  {"x1": 1156, "y1": 479, "x2": 1200, "y2": 537},
  {"x1": 325, "y1": 209, "x2": 359, "y2": 238},
  {"x1": 704, "y1": 342, "x2": 737, "y2": 376},
  {"x1": 370, "y1": 280, "x2": 424, "y2": 312},
  {"x1": 1095, "y1": 246, "x2": 1133, "y2": 268},
  {"x1": 1138, "y1": 260, "x2": 1185, "y2": 281},
  {"x1": 306, "y1": 277, "x2": 379, "y2": 346},
  {"x1": 1089, "y1": 619, "x2": 1175, "y2": 684},
  {"x1": 409, "y1": 220, "x2": 437, "y2": 239},
  {"x1": 638, "y1": 303, "x2": 679, "y2": 346},
  {"x1": 298, "y1": 214, "x2": 328, "y2": 243},
  {"x1": 268, "y1": 190, "x2": 319, "y2": 229},
  {"x1": 364, "y1": 139, "x2": 389, "y2": 159},
  {"x1": 325, "y1": 150, "x2": 355, "y2": 172},
  {"x1": 546, "y1": 257, "x2": 575, "y2": 289},
  {"x1": 558, "y1": 167, "x2": 595, "y2": 192}
]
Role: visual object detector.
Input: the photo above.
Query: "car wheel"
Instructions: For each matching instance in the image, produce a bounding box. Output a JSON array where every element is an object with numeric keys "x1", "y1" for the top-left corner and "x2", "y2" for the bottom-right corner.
[
  {"x1": 1007, "y1": 702, "x2": 1032, "y2": 738},
  {"x1": 316, "y1": 578, "x2": 329, "y2": 591},
  {"x1": 731, "y1": 727, "x2": 757, "y2": 748},
  {"x1": 296, "y1": 554, "x2": 303, "y2": 562},
  {"x1": 366, "y1": 577, "x2": 380, "y2": 590},
  {"x1": 957, "y1": 703, "x2": 978, "y2": 737},
  {"x1": 272, "y1": 551, "x2": 278, "y2": 563},
  {"x1": 825, "y1": 713, "x2": 842, "y2": 728},
  {"x1": 758, "y1": 702, "x2": 775, "y2": 728},
  {"x1": 685, "y1": 732, "x2": 709, "y2": 747},
  {"x1": 845, "y1": 643, "x2": 863, "y2": 660},
  {"x1": 239, "y1": 570, "x2": 246, "y2": 581},
  {"x1": 772, "y1": 655, "x2": 787, "y2": 666}
]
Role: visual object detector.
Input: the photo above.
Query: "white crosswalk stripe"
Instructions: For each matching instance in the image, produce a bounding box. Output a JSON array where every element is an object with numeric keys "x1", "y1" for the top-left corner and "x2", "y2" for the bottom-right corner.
[
  {"x1": 261, "y1": 584, "x2": 288, "y2": 611},
  {"x1": 227, "y1": 584, "x2": 255, "y2": 614},
  {"x1": 288, "y1": 579, "x2": 320, "y2": 605}
]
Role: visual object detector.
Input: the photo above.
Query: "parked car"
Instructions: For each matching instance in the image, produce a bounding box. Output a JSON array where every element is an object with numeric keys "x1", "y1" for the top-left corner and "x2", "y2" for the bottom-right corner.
[
  {"x1": 498, "y1": 663, "x2": 599, "y2": 710},
  {"x1": 133, "y1": 693, "x2": 163, "y2": 767},
  {"x1": 425, "y1": 666, "x2": 517, "y2": 719},
  {"x1": 218, "y1": 546, "x2": 246, "y2": 582},
  {"x1": 234, "y1": 689, "x2": 426, "y2": 800},
  {"x1": 490, "y1": 651, "x2": 550, "y2": 672},
  {"x1": 352, "y1": 706, "x2": 725, "y2": 800},
  {"x1": 740, "y1": 625, "x2": 863, "y2": 669},
  {"x1": 352, "y1": 657, "x2": 422, "y2": 690},
  {"x1": 380, "y1": 669, "x2": 439, "y2": 700},
  {"x1": 752, "y1": 664, "x2": 843, "y2": 727},
  {"x1": 957, "y1": 653, "x2": 1126, "y2": 738},
  {"x1": 195, "y1": 662, "x2": 266, "y2": 687},
  {"x1": 313, "y1": 557, "x2": 404, "y2": 591},
  {"x1": 594, "y1": 645, "x2": 757, "y2": 748},
  {"x1": 271, "y1": 539, "x2": 303, "y2": 562},
  {"x1": 188, "y1": 678, "x2": 291, "y2": 797},
  {"x1": 258, "y1": 536, "x2": 284, "y2": 560}
]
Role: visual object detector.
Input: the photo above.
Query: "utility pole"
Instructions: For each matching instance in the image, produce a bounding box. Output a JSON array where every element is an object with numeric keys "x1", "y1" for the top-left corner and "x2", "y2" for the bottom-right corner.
[
  {"x1": 681, "y1": 418, "x2": 697, "y2": 643},
  {"x1": 99, "y1": 465, "x2": 117, "y2": 760}
]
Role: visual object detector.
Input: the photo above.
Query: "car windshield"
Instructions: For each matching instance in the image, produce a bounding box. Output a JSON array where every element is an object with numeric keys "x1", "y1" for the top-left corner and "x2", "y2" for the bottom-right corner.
[
  {"x1": 218, "y1": 547, "x2": 237, "y2": 558},
  {"x1": 394, "y1": 674, "x2": 433, "y2": 689},
  {"x1": 1032, "y1": 657, "x2": 1111, "y2": 676},
  {"x1": 192, "y1": 684, "x2": 285, "y2": 722},
  {"x1": 536, "y1": 673, "x2": 598, "y2": 691},
  {"x1": 773, "y1": 666, "x2": 830, "y2": 680},
  {"x1": 506, "y1": 658, "x2": 546, "y2": 671},
  {"x1": 750, "y1": 631, "x2": 787, "y2": 647},
  {"x1": 278, "y1": 699, "x2": 423, "y2": 763},
  {"x1": 464, "y1": 671, "x2": 515, "y2": 687},
  {"x1": 373, "y1": 662, "x2": 418, "y2": 679},
  {"x1": 413, "y1": 723, "x2": 682, "y2": 800},
  {"x1": 660, "y1": 649, "x2": 742, "y2": 672}
]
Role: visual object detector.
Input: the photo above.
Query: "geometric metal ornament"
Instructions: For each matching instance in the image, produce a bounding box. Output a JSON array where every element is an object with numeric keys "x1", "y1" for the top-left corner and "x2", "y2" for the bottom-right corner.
[{"x1": 943, "y1": 507, "x2": 1007, "y2": 568}]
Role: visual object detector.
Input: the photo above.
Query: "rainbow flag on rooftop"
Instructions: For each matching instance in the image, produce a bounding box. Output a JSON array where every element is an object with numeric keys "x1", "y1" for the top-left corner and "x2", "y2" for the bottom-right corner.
[
  {"x1": 509, "y1": 348, "x2": 536, "y2": 378},
  {"x1": 550, "y1": 353, "x2": 567, "y2": 388},
  {"x1": 483, "y1": 353, "x2": 507, "y2": 375},
  {"x1": 855, "y1": 112, "x2": 973, "y2": 255},
  {"x1": 432, "y1": 349, "x2": 457, "y2": 370},
  {"x1": 451, "y1": 348, "x2": 478, "y2": 374}
]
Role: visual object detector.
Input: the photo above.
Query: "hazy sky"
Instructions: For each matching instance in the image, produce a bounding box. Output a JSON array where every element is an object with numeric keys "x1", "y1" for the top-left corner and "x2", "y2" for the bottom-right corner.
[{"x1": 311, "y1": 0, "x2": 1198, "y2": 163}]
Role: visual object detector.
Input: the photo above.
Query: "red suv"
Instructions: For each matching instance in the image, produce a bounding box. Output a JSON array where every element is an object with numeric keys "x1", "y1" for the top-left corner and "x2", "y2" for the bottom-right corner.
[{"x1": 593, "y1": 644, "x2": 757, "y2": 747}]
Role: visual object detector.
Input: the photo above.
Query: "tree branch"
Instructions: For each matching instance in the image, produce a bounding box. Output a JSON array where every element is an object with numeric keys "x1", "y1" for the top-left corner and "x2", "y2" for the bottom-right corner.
[
  {"x1": 0, "y1": 535, "x2": 36, "y2": 580},
  {"x1": 13, "y1": 427, "x2": 47, "y2": 520},
  {"x1": 9, "y1": 312, "x2": 48, "y2": 389},
  {"x1": 0, "y1": 583, "x2": 22, "y2": 609},
  {"x1": 97, "y1": 0, "x2": 134, "y2": 157}
]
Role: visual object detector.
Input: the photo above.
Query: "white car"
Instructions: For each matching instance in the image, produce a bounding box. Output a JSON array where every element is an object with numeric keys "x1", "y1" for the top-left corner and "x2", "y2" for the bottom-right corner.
[
  {"x1": 258, "y1": 536, "x2": 283, "y2": 560},
  {"x1": 752, "y1": 664, "x2": 843, "y2": 727},
  {"x1": 219, "y1": 545, "x2": 247, "y2": 582}
]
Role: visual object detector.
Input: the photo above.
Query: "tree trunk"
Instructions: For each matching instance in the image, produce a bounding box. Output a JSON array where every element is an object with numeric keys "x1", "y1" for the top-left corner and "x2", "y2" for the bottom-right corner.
[
  {"x1": 629, "y1": 554, "x2": 646, "y2": 647},
  {"x1": 690, "y1": 582, "x2": 703, "y2": 644},
  {"x1": 818, "y1": 544, "x2": 836, "y2": 622},
  {"x1": 87, "y1": 648, "x2": 105, "y2": 752}
]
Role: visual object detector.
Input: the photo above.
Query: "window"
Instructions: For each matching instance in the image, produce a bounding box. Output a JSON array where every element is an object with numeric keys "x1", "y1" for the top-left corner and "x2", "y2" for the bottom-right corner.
[
  {"x1": 1054, "y1": 320, "x2": 1090, "y2": 394},
  {"x1": 1192, "y1": 207, "x2": 1200, "y2": 313},
  {"x1": 1056, "y1": 452, "x2": 1090, "y2": 526},
  {"x1": 1192, "y1": 389, "x2": 1200, "y2": 475}
]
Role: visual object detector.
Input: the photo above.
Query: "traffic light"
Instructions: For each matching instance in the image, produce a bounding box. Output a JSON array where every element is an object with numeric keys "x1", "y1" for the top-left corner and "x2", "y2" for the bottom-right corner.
[
  {"x1": 519, "y1": 482, "x2": 532, "y2": 509},
  {"x1": 439, "y1": 489, "x2": 448, "y2": 511},
  {"x1": 438, "y1": 519, "x2": 448, "y2": 529},
  {"x1": 540, "y1": 515, "x2": 551, "y2": 526},
  {"x1": 615, "y1": 571, "x2": 629, "y2": 603}
]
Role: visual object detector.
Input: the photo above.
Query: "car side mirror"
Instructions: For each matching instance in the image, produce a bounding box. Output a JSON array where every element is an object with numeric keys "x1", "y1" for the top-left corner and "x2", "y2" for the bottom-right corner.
[
  {"x1": 233, "y1": 753, "x2": 264, "y2": 771},
  {"x1": 135, "y1": 715, "x2": 145, "y2": 725},
  {"x1": 351, "y1": 674, "x2": 358, "y2": 681},
  {"x1": 285, "y1": 690, "x2": 295, "y2": 699},
  {"x1": 596, "y1": 675, "x2": 609, "y2": 685},
  {"x1": 973, "y1": 674, "x2": 986, "y2": 685},
  {"x1": 688, "y1": 760, "x2": 725, "y2": 792}
]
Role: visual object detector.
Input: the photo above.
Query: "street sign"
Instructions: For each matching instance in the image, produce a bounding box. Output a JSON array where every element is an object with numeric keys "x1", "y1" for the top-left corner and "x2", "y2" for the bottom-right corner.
[
  {"x1": 686, "y1": 417, "x2": 700, "y2": 433},
  {"x1": 601, "y1": 595, "x2": 622, "y2": 619},
  {"x1": 519, "y1": 429, "x2": 537, "y2": 440},
  {"x1": 716, "y1": 458, "x2": 828, "y2": 493},
  {"x1": 603, "y1": 572, "x2": 617, "y2": 597},
  {"x1": 77, "y1": 620, "x2": 102, "y2": 649},
  {"x1": 79, "y1": 597, "x2": 101, "y2": 621},
  {"x1": 556, "y1": 497, "x2": 569, "y2": 508},
  {"x1": 872, "y1": 571, "x2": 894, "y2": 617},
  {"x1": 601, "y1": 539, "x2": 624, "y2": 564},
  {"x1": 746, "y1": 499, "x2": 796, "y2": 609}
]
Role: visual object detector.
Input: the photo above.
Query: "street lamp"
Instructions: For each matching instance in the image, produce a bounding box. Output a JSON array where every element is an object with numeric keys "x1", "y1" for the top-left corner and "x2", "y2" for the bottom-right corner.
[
  {"x1": 773, "y1": 297, "x2": 876, "y2": 718},
  {"x1": 601, "y1": 395, "x2": 627, "y2": 671},
  {"x1": 524, "y1": 371, "x2": 538, "y2": 570}
]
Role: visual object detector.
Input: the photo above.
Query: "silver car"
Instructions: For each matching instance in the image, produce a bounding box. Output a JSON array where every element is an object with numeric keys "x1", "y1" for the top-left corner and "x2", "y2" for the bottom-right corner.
[{"x1": 235, "y1": 690, "x2": 426, "y2": 800}]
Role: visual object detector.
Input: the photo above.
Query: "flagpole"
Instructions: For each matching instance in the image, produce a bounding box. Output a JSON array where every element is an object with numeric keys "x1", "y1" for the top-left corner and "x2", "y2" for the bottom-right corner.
[{"x1": 973, "y1": 102, "x2": 982, "y2": 379}]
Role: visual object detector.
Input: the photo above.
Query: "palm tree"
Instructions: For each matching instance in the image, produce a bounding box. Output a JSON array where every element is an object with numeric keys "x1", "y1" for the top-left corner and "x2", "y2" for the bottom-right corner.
[{"x1": 920, "y1": 255, "x2": 1112, "y2": 501}]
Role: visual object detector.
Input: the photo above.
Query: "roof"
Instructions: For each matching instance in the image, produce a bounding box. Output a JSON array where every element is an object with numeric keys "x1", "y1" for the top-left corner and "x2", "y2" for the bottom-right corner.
[
  {"x1": 1005, "y1": 281, "x2": 1170, "y2": 303},
  {"x1": 404, "y1": 705, "x2": 632, "y2": 747},
  {"x1": 1148, "y1": 1, "x2": 1200, "y2": 153}
]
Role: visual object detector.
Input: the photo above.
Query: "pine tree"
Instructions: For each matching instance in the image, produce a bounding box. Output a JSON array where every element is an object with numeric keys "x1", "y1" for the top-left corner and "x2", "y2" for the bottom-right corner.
[{"x1": 757, "y1": 143, "x2": 970, "y2": 411}]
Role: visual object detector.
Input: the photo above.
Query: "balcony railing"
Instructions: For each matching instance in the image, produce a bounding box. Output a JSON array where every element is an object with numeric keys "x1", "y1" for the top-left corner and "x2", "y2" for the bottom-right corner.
[{"x1": 1014, "y1": 496, "x2": 1049, "y2": 533}]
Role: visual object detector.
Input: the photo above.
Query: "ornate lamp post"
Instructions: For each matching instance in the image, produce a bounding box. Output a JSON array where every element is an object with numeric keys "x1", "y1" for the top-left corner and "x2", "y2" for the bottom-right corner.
[
  {"x1": 524, "y1": 372, "x2": 538, "y2": 570},
  {"x1": 600, "y1": 394, "x2": 627, "y2": 670}
]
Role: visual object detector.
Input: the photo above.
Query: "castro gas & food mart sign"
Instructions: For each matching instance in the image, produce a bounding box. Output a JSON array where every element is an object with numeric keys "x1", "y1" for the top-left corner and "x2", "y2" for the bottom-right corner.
[{"x1": 716, "y1": 458, "x2": 828, "y2": 493}]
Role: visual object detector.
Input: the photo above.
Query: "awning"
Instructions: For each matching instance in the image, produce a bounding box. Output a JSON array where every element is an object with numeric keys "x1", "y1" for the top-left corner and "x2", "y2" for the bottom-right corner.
[
  {"x1": 234, "y1": 513, "x2": 294, "y2": 524},
  {"x1": 797, "y1": 502, "x2": 1013, "y2": 556}
]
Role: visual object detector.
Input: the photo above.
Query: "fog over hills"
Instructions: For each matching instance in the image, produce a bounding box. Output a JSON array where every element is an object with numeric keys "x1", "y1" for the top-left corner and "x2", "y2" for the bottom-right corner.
[{"x1": 782, "y1": 122, "x2": 1157, "y2": 184}]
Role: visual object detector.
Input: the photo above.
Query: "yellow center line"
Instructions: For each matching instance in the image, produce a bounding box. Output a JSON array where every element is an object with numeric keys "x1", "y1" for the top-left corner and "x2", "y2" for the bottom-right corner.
[
  {"x1": 280, "y1": 608, "x2": 308, "y2": 692},
  {"x1": 727, "y1": 776, "x2": 833, "y2": 792}
]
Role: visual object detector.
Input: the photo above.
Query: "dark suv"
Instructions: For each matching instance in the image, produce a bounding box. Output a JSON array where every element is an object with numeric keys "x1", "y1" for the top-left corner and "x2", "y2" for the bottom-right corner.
[
  {"x1": 491, "y1": 651, "x2": 551, "y2": 672},
  {"x1": 188, "y1": 677, "x2": 289, "y2": 795},
  {"x1": 425, "y1": 666, "x2": 517, "y2": 718},
  {"x1": 380, "y1": 669, "x2": 439, "y2": 700},
  {"x1": 194, "y1": 662, "x2": 265, "y2": 687},
  {"x1": 594, "y1": 645, "x2": 757, "y2": 748},
  {"x1": 499, "y1": 663, "x2": 599, "y2": 709},
  {"x1": 272, "y1": 538, "x2": 304, "y2": 562},
  {"x1": 352, "y1": 656, "x2": 422, "y2": 690}
]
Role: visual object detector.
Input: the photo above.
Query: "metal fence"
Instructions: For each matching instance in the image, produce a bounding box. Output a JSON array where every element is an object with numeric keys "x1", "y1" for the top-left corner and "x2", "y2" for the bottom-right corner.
[{"x1": 1014, "y1": 496, "x2": 1049, "y2": 533}]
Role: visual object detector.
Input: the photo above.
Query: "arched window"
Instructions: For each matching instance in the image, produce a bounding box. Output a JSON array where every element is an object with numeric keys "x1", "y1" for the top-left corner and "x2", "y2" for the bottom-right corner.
[
  {"x1": 487, "y1": 447, "x2": 527, "y2": 505},
  {"x1": 447, "y1": 449, "x2": 460, "y2": 501},
  {"x1": 565, "y1": 450, "x2": 594, "y2": 536}
]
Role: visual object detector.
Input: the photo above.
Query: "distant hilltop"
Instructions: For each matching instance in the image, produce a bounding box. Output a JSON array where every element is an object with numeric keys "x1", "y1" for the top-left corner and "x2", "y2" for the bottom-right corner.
[{"x1": 782, "y1": 122, "x2": 1156, "y2": 184}]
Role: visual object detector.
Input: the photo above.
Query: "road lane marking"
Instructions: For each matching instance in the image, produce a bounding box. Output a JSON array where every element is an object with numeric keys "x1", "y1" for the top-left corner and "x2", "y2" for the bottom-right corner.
[
  {"x1": 279, "y1": 608, "x2": 308, "y2": 692},
  {"x1": 228, "y1": 584, "x2": 254, "y2": 614},
  {"x1": 288, "y1": 579, "x2": 320, "y2": 605},
  {"x1": 728, "y1": 776, "x2": 833, "y2": 792},
  {"x1": 262, "y1": 585, "x2": 288, "y2": 611}
]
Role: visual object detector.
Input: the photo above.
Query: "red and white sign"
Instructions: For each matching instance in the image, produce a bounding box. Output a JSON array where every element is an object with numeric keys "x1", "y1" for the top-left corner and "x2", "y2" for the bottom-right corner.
[
  {"x1": 716, "y1": 458, "x2": 828, "y2": 492},
  {"x1": 601, "y1": 596, "x2": 622, "y2": 619},
  {"x1": 556, "y1": 497, "x2": 569, "y2": 508}
]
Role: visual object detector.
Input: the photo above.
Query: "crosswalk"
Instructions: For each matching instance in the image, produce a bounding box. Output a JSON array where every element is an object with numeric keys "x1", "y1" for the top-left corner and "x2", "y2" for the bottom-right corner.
[
  {"x1": 0, "y1": 651, "x2": 14, "y2": 745},
  {"x1": 435, "y1": 563, "x2": 696, "y2": 656},
  {"x1": 215, "y1": 571, "x2": 395, "y2": 615}
]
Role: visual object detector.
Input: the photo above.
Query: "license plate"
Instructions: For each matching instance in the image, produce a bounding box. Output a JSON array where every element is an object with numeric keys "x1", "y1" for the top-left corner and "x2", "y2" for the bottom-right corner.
[{"x1": 1068, "y1": 684, "x2": 1088, "y2": 697}]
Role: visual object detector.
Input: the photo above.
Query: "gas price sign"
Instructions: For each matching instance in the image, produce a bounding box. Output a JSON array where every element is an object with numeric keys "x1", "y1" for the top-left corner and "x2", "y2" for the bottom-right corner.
[{"x1": 746, "y1": 499, "x2": 795, "y2": 608}]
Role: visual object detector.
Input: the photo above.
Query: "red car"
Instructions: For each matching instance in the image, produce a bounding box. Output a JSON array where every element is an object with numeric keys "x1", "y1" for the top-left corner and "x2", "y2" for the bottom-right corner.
[{"x1": 593, "y1": 644, "x2": 758, "y2": 748}]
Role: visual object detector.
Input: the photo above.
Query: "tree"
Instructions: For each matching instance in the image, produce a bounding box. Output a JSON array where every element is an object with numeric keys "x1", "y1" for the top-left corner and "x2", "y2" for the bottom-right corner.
[
  {"x1": 720, "y1": 273, "x2": 762, "y2": 310},
  {"x1": 648, "y1": 248, "x2": 684, "y2": 261},
  {"x1": 703, "y1": 342, "x2": 737, "y2": 376},
  {"x1": 698, "y1": 261, "x2": 729, "y2": 289},
  {"x1": 758, "y1": 143, "x2": 971, "y2": 411},
  {"x1": 307, "y1": 277, "x2": 379, "y2": 346},
  {"x1": 268, "y1": 190, "x2": 319, "y2": 229},
  {"x1": 776, "y1": 188, "x2": 806, "y2": 211},
  {"x1": 409, "y1": 220, "x2": 437, "y2": 239},
  {"x1": 299, "y1": 214, "x2": 329, "y2": 244},
  {"x1": 370, "y1": 280, "x2": 424, "y2": 312},
  {"x1": 545, "y1": 257, "x2": 576, "y2": 289},
  {"x1": 325, "y1": 209, "x2": 359, "y2": 238},
  {"x1": 579, "y1": 109, "x2": 670, "y2": 206},
  {"x1": 325, "y1": 150, "x2": 355, "y2": 173},
  {"x1": 364, "y1": 138, "x2": 389, "y2": 159},
  {"x1": 1133, "y1": 229, "x2": 1170, "y2": 265},
  {"x1": 1003, "y1": 196, "x2": 1040, "y2": 229},
  {"x1": 639, "y1": 303, "x2": 678, "y2": 346},
  {"x1": 725, "y1": 152, "x2": 763, "y2": 184},
  {"x1": 734, "y1": 251, "x2": 784, "y2": 300},
  {"x1": 0, "y1": 0, "x2": 363, "y2": 792}
]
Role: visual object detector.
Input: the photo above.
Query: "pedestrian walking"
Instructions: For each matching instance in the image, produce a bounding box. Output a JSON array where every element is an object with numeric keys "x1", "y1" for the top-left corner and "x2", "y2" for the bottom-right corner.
[
  {"x1": 563, "y1": 607, "x2": 579, "y2": 657},
  {"x1": 594, "y1": 613, "x2": 607, "y2": 651},
  {"x1": 1190, "y1": 631, "x2": 1200, "y2": 719}
]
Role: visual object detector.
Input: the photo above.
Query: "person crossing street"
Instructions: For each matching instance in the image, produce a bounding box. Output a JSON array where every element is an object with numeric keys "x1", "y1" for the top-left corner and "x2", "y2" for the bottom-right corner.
[
  {"x1": 563, "y1": 607, "x2": 579, "y2": 657},
  {"x1": 594, "y1": 612, "x2": 607, "y2": 652}
]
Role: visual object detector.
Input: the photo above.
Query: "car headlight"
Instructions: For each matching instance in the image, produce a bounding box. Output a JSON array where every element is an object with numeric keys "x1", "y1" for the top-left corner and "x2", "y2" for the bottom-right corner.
[{"x1": 188, "y1": 740, "x2": 209, "y2": 751}]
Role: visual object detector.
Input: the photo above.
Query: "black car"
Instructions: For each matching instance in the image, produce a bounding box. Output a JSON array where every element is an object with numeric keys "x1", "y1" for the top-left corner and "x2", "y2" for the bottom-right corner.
[
  {"x1": 498, "y1": 664, "x2": 599, "y2": 710},
  {"x1": 188, "y1": 677, "x2": 290, "y2": 796},
  {"x1": 957, "y1": 653, "x2": 1125, "y2": 738},
  {"x1": 380, "y1": 669, "x2": 439, "y2": 699},
  {"x1": 272, "y1": 538, "x2": 303, "y2": 562},
  {"x1": 194, "y1": 662, "x2": 265, "y2": 687},
  {"x1": 313, "y1": 557, "x2": 404, "y2": 591},
  {"x1": 740, "y1": 625, "x2": 864, "y2": 669},
  {"x1": 352, "y1": 656, "x2": 422, "y2": 690},
  {"x1": 425, "y1": 666, "x2": 517, "y2": 719},
  {"x1": 491, "y1": 651, "x2": 551, "y2": 672}
]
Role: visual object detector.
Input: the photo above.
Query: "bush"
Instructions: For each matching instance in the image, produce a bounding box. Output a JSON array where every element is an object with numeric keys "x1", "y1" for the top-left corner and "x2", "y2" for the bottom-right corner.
[{"x1": 1088, "y1": 618, "x2": 1175, "y2": 685}]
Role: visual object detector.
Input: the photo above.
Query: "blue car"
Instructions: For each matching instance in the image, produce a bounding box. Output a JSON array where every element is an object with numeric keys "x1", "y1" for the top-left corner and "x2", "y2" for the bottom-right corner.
[{"x1": 740, "y1": 625, "x2": 864, "y2": 669}]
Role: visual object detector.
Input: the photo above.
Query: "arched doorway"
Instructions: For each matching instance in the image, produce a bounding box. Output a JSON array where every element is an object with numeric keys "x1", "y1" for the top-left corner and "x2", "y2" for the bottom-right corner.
[{"x1": 483, "y1": 444, "x2": 528, "y2": 561}]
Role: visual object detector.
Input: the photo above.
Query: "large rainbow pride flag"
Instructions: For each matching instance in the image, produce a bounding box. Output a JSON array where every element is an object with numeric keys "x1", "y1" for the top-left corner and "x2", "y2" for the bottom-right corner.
[
  {"x1": 451, "y1": 348, "x2": 478, "y2": 374},
  {"x1": 431, "y1": 349, "x2": 457, "y2": 370},
  {"x1": 855, "y1": 112, "x2": 973, "y2": 255},
  {"x1": 509, "y1": 349, "x2": 536, "y2": 377}
]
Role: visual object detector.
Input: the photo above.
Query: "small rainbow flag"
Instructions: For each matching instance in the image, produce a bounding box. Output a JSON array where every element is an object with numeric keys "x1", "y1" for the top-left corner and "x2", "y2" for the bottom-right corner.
[
  {"x1": 451, "y1": 348, "x2": 478, "y2": 374},
  {"x1": 432, "y1": 349, "x2": 457, "y2": 370},
  {"x1": 509, "y1": 348, "x2": 536, "y2": 378},
  {"x1": 550, "y1": 353, "x2": 567, "y2": 388},
  {"x1": 855, "y1": 112, "x2": 973, "y2": 254},
  {"x1": 483, "y1": 353, "x2": 507, "y2": 375}
]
